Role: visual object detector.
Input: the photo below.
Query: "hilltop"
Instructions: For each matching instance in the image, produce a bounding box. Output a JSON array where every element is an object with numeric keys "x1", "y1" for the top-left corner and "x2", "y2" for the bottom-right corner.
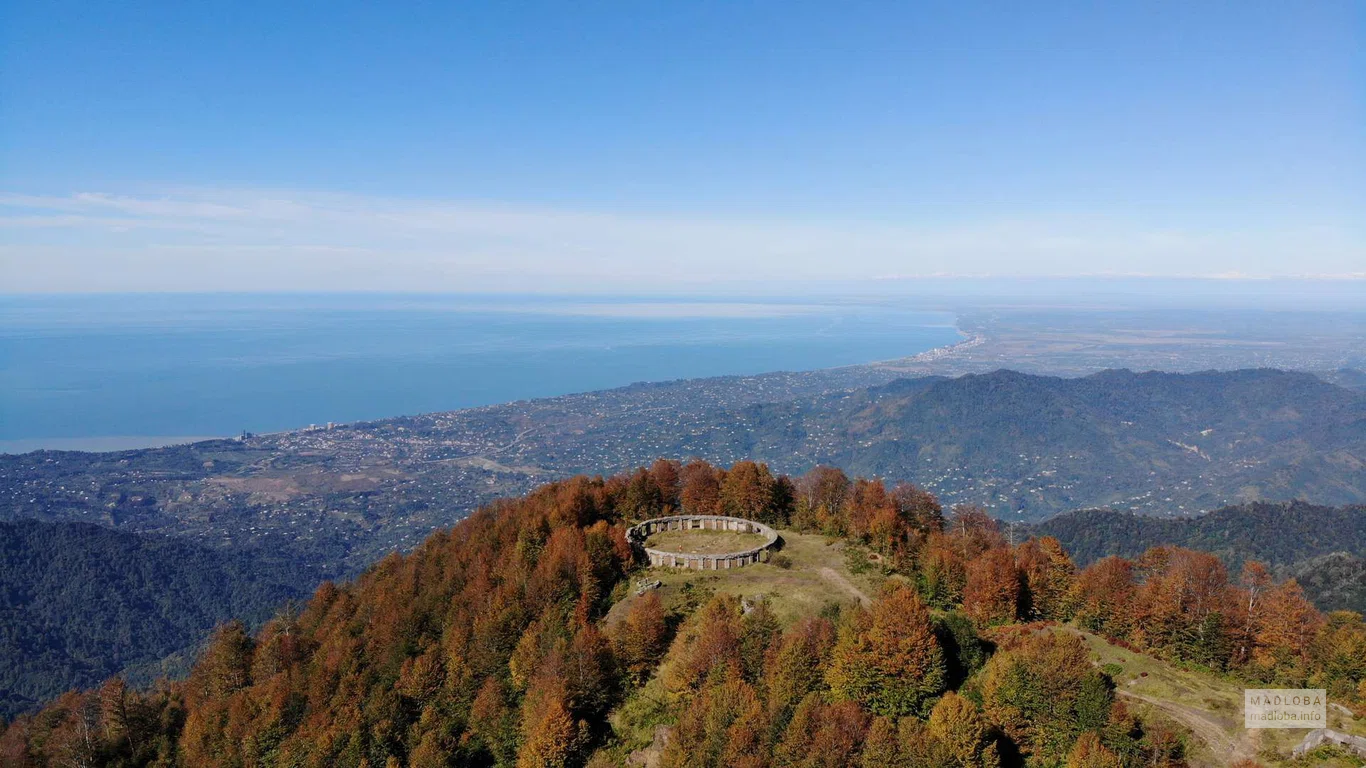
[{"x1": 4, "y1": 460, "x2": 1364, "y2": 767}]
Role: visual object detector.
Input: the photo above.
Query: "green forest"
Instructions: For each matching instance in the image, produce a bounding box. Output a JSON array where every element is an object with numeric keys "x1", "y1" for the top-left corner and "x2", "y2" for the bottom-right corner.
[{"x1": 0, "y1": 520, "x2": 307, "y2": 718}]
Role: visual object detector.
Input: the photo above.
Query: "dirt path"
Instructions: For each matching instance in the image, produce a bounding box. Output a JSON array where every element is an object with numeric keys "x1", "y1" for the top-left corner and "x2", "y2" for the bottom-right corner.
[
  {"x1": 1118, "y1": 690, "x2": 1256, "y2": 765},
  {"x1": 818, "y1": 567, "x2": 872, "y2": 607}
]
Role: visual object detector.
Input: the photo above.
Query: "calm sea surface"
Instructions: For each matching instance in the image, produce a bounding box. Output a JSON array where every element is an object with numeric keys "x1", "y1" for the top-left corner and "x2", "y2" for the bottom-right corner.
[{"x1": 0, "y1": 294, "x2": 959, "y2": 451}]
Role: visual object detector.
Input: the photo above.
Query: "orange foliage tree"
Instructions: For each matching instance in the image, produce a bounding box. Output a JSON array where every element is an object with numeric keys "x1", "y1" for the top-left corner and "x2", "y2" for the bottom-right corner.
[{"x1": 825, "y1": 586, "x2": 946, "y2": 717}]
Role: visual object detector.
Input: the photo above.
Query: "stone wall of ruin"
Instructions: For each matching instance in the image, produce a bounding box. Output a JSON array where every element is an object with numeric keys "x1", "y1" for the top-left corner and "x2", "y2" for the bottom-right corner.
[{"x1": 627, "y1": 515, "x2": 779, "y2": 571}]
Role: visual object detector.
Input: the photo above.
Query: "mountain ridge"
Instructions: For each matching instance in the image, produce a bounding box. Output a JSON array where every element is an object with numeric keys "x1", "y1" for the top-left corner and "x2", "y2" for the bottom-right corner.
[{"x1": 2, "y1": 368, "x2": 1363, "y2": 581}]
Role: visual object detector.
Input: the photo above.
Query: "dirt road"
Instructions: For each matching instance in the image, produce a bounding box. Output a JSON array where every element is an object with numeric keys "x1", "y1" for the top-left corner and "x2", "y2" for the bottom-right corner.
[
  {"x1": 819, "y1": 567, "x2": 872, "y2": 607},
  {"x1": 1118, "y1": 690, "x2": 1257, "y2": 765}
]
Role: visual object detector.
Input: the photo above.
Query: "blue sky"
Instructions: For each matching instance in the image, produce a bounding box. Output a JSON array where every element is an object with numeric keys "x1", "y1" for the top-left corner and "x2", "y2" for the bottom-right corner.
[{"x1": 1, "y1": 1, "x2": 1362, "y2": 291}]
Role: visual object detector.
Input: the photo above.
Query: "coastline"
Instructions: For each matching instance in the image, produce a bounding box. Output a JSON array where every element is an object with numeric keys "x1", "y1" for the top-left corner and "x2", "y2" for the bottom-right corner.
[
  {"x1": 1, "y1": 310, "x2": 974, "y2": 456},
  {"x1": 0, "y1": 435, "x2": 226, "y2": 455},
  {"x1": 886, "y1": 328, "x2": 986, "y2": 366}
]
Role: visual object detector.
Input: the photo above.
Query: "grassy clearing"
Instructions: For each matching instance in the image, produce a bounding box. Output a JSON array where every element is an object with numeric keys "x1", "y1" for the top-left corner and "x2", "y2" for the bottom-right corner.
[
  {"x1": 609, "y1": 529, "x2": 887, "y2": 629},
  {"x1": 1071, "y1": 629, "x2": 1366, "y2": 767},
  {"x1": 605, "y1": 530, "x2": 892, "y2": 758},
  {"x1": 643, "y1": 528, "x2": 770, "y2": 555}
]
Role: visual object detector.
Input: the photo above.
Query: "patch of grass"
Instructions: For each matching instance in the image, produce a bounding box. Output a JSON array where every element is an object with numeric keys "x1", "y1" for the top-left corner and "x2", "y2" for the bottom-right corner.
[
  {"x1": 1067, "y1": 628, "x2": 1366, "y2": 767},
  {"x1": 677, "y1": 580, "x2": 715, "y2": 614},
  {"x1": 605, "y1": 529, "x2": 885, "y2": 629},
  {"x1": 1289, "y1": 744, "x2": 1366, "y2": 767},
  {"x1": 609, "y1": 685, "x2": 674, "y2": 751},
  {"x1": 844, "y1": 544, "x2": 873, "y2": 575},
  {"x1": 644, "y1": 528, "x2": 770, "y2": 555}
]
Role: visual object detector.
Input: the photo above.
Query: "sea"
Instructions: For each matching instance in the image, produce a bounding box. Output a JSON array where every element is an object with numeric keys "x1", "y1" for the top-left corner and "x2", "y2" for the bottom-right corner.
[{"x1": 0, "y1": 293, "x2": 960, "y2": 453}]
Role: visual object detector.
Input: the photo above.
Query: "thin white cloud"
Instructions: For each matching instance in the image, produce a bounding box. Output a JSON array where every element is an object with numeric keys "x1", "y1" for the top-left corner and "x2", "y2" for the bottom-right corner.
[{"x1": 1, "y1": 188, "x2": 1362, "y2": 291}]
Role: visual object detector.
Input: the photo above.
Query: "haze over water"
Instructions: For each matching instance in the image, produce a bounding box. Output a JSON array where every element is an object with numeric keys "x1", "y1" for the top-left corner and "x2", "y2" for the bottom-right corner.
[{"x1": 0, "y1": 294, "x2": 959, "y2": 452}]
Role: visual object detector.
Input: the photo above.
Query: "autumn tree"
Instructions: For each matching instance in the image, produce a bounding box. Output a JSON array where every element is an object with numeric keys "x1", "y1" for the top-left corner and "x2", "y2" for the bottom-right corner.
[
  {"x1": 1131, "y1": 547, "x2": 1232, "y2": 667},
  {"x1": 825, "y1": 586, "x2": 946, "y2": 717},
  {"x1": 96, "y1": 677, "x2": 129, "y2": 749},
  {"x1": 899, "y1": 719, "x2": 947, "y2": 767},
  {"x1": 720, "y1": 460, "x2": 783, "y2": 525},
  {"x1": 250, "y1": 611, "x2": 307, "y2": 683},
  {"x1": 1249, "y1": 578, "x2": 1322, "y2": 682},
  {"x1": 680, "y1": 460, "x2": 724, "y2": 515},
  {"x1": 1066, "y1": 732, "x2": 1122, "y2": 768},
  {"x1": 1308, "y1": 611, "x2": 1366, "y2": 702},
  {"x1": 762, "y1": 617, "x2": 836, "y2": 738},
  {"x1": 917, "y1": 532, "x2": 967, "y2": 609},
  {"x1": 517, "y1": 683, "x2": 583, "y2": 768},
  {"x1": 1069, "y1": 557, "x2": 1135, "y2": 639},
  {"x1": 946, "y1": 505, "x2": 1007, "y2": 559},
  {"x1": 666, "y1": 595, "x2": 744, "y2": 693},
  {"x1": 662, "y1": 678, "x2": 768, "y2": 768},
  {"x1": 611, "y1": 591, "x2": 670, "y2": 685},
  {"x1": 470, "y1": 677, "x2": 520, "y2": 767},
  {"x1": 980, "y1": 632, "x2": 1112, "y2": 764},
  {"x1": 773, "y1": 695, "x2": 868, "y2": 768},
  {"x1": 650, "y1": 458, "x2": 682, "y2": 508},
  {"x1": 963, "y1": 546, "x2": 1020, "y2": 627},
  {"x1": 509, "y1": 613, "x2": 571, "y2": 692},
  {"x1": 618, "y1": 467, "x2": 665, "y2": 519},
  {"x1": 180, "y1": 620, "x2": 256, "y2": 766},
  {"x1": 859, "y1": 717, "x2": 900, "y2": 768},
  {"x1": 794, "y1": 466, "x2": 850, "y2": 533},
  {"x1": 190, "y1": 620, "x2": 255, "y2": 700},
  {"x1": 893, "y1": 481, "x2": 944, "y2": 536},
  {"x1": 843, "y1": 478, "x2": 895, "y2": 545},
  {"x1": 1016, "y1": 536, "x2": 1076, "y2": 621},
  {"x1": 563, "y1": 623, "x2": 618, "y2": 720},
  {"x1": 738, "y1": 598, "x2": 780, "y2": 683},
  {"x1": 1227, "y1": 560, "x2": 1272, "y2": 669},
  {"x1": 927, "y1": 692, "x2": 1000, "y2": 768}
]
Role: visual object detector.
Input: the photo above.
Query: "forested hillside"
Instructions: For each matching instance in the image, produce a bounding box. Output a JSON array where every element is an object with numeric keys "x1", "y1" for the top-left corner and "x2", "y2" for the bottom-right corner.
[
  {"x1": 1035, "y1": 502, "x2": 1366, "y2": 568},
  {"x1": 676, "y1": 369, "x2": 1366, "y2": 517},
  {"x1": 4, "y1": 461, "x2": 1364, "y2": 767},
  {"x1": 1279, "y1": 553, "x2": 1366, "y2": 614},
  {"x1": 0, "y1": 520, "x2": 308, "y2": 719},
  {"x1": 1035, "y1": 502, "x2": 1366, "y2": 614}
]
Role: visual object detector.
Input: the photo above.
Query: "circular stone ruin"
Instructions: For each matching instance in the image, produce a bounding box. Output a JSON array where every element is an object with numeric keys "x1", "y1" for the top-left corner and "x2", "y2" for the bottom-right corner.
[{"x1": 628, "y1": 515, "x2": 779, "y2": 570}]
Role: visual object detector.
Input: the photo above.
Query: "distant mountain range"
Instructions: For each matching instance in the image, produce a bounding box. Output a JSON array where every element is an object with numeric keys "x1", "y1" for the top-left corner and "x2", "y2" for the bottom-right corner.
[
  {"x1": 654, "y1": 368, "x2": 1366, "y2": 517},
  {"x1": 2, "y1": 369, "x2": 1363, "y2": 579}
]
